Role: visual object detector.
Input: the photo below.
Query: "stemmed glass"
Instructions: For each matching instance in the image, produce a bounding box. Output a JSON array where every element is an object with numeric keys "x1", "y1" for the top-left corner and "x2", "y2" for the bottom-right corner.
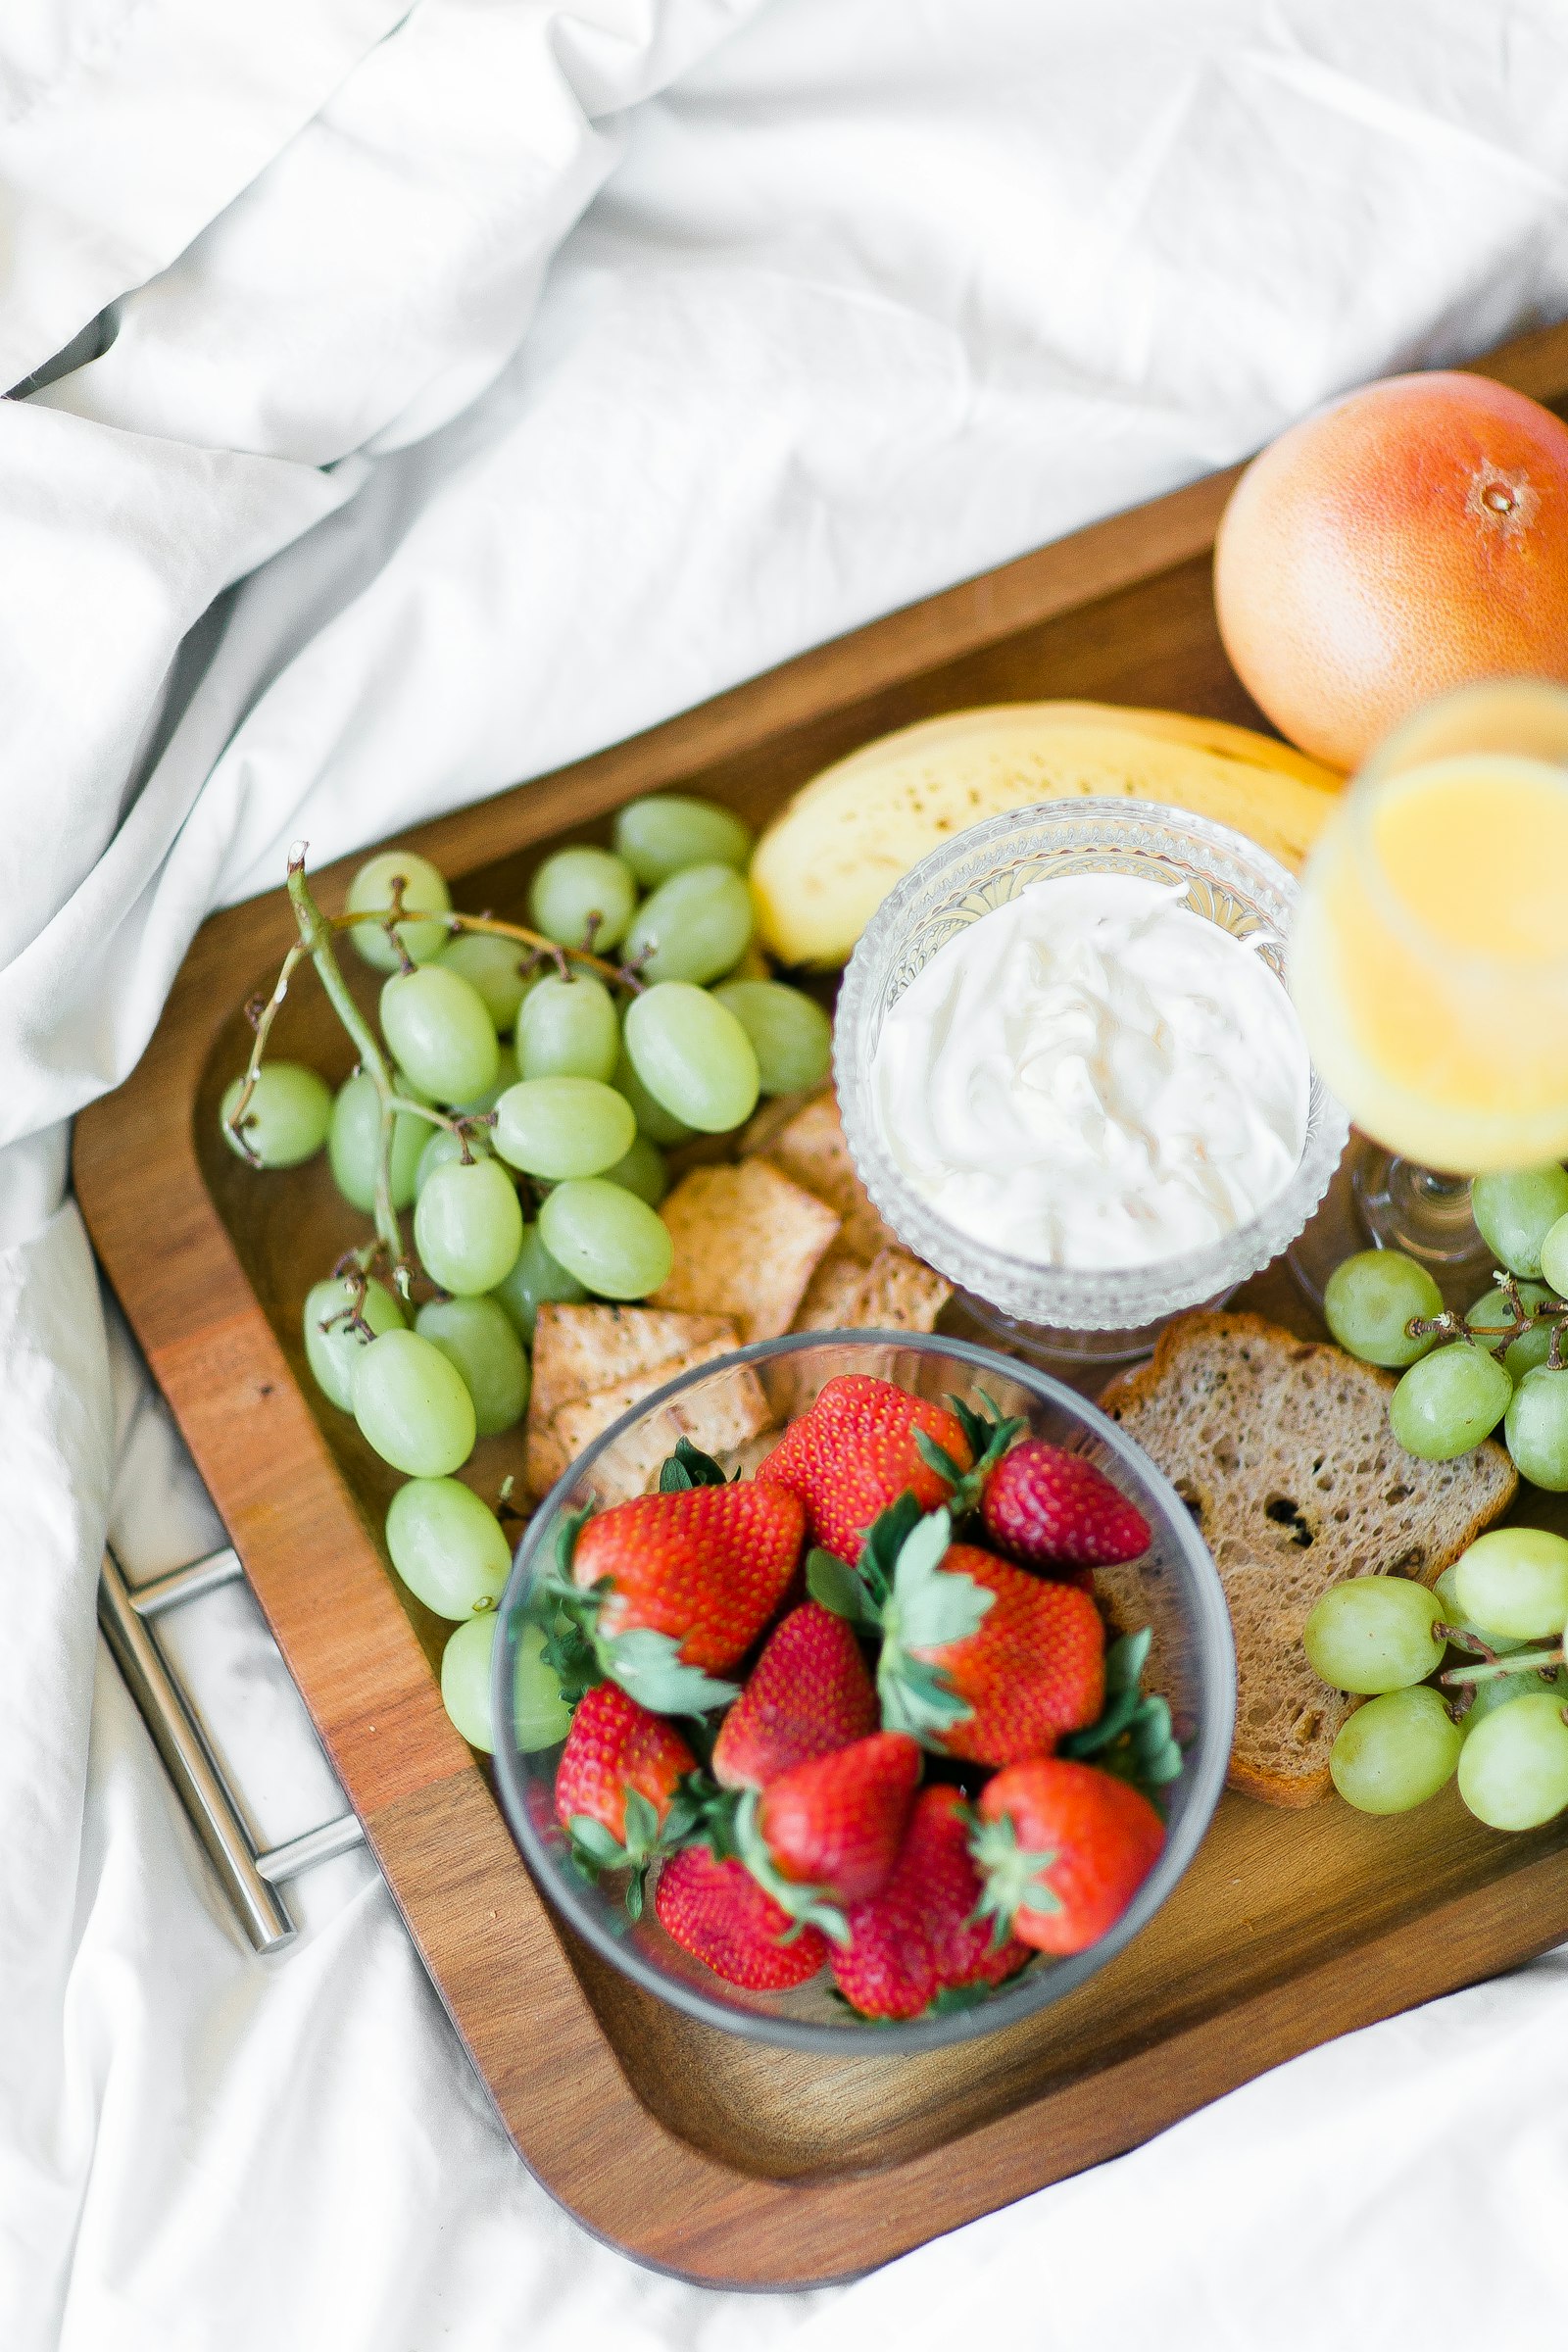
[{"x1": 1288, "y1": 680, "x2": 1568, "y2": 1307}]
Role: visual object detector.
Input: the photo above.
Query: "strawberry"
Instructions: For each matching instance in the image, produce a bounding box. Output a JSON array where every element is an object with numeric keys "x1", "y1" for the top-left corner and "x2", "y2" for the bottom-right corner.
[
  {"x1": 553, "y1": 1683, "x2": 698, "y2": 1915},
  {"x1": 832, "y1": 1787, "x2": 1031, "y2": 2021},
  {"x1": 710, "y1": 1603, "x2": 878, "y2": 1789},
  {"x1": 981, "y1": 1440, "x2": 1152, "y2": 1571},
  {"x1": 654, "y1": 1846, "x2": 828, "y2": 1989},
  {"x1": 971, "y1": 1758, "x2": 1165, "y2": 1956},
  {"x1": 724, "y1": 1730, "x2": 921, "y2": 1939},
  {"x1": 551, "y1": 1476, "x2": 805, "y2": 1714},
  {"x1": 908, "y1": 1544, "x2": 1104, "y2": 1767},
  {"x1": 809, "y1": 1498, "x2": 1104, "y2": 1767},
  {"x1": 760, "y1": 1375, "x2": 976, "y2": 1563}
]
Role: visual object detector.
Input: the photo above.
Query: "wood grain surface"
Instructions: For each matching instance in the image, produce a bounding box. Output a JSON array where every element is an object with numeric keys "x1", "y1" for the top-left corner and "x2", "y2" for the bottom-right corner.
[{"x1": 74, "y1": 317, "x2": 1568, "y2": 2287}]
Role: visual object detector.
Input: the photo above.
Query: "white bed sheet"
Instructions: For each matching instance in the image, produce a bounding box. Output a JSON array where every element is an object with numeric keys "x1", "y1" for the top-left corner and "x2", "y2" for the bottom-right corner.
[{"x1": 5, "y1": 3, "x2": 1568, "y2": 2344}]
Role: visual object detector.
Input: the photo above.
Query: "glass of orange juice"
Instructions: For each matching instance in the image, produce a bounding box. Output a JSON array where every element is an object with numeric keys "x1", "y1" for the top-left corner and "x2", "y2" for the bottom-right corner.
[{"x1": 1289, "y1": 679, "x2": 1568, "y2": 1295}]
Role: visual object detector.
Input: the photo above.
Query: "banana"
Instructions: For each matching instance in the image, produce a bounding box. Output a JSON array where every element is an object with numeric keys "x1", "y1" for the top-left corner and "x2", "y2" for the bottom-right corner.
[{"x1": 750, "y1": 703, "x2": 1343, "y2": 967}]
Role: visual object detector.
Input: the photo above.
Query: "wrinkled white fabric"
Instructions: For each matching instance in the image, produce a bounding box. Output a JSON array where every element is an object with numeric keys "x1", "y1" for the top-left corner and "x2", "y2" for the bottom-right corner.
[{"x1": 5, "y1": 1, "x2": 1568, "y2": 2346}]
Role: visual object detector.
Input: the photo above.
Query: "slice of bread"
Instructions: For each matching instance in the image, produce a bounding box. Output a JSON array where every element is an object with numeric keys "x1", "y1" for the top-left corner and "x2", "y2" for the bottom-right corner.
[{"x1": 1099, "y1": 1312, "x2": 1517, "y2": 1806}]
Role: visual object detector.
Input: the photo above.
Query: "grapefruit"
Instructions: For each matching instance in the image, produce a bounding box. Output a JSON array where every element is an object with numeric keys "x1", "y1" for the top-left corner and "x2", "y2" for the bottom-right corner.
[{"x1": 1213, "y1": 370, "x2": 1568, "y2": 770}]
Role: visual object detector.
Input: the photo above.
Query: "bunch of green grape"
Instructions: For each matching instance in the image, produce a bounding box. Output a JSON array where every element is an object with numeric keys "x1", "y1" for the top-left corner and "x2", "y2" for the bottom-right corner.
[
  {"x1": 220, "y1": 794, "x2": 831, "y2": 1753},
  {"x1": 1302, "y1": 1531, "x2": 1568, "y2": 1828},
  {"x1": 1323, "y1": 1165, "x2": 1568, "y2": 1489}
]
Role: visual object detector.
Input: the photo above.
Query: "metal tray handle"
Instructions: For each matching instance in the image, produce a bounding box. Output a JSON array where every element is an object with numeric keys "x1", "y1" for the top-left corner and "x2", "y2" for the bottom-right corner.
[{"x1": 98, "y1": 1543, "x2": 365, "y2": 1953}]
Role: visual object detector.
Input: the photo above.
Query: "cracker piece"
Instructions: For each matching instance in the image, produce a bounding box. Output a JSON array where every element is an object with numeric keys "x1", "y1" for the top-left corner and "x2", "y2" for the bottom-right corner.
[
  {"x1": 525, "y1": 1304, "x2": 737, "y2": 1496},
  {"x1": 558, "y1": 1341, "x2": 772, "y2": 1505},
  {"x1": 791, "y1": 1249, "x2": 870, "y2": 1334},
  {"x1": 737, "y1": 1087, "x2": 830, "y2": 1161},
  {"x1": 529, "y1": 1304, "x2": 735, "y2": 1426},
  {"x1": 850, "y1": 1248, "x2": 952, "y2": 1334},
  {"x1": 762, "y1": 1094, "x2": 898, "y2": 1264},
  {"x1": 653, "y1": 1160, "x2": 840, "y2": 1343}
]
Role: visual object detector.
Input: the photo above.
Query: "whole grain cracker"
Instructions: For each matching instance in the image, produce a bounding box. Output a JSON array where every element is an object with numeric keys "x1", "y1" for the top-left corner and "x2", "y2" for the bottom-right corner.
[
  {"x1": 529, "y1": 1304, "x2": 735, "y2": 1428},
  {"x1": 560, "y1": 1347, "x2": 773, "y2": 1505},
  {"x1": 652, "y1": 1159, "x2": 840, "y2": 1343},
  {"x1": 760, "y1": 1094, "x2": 898, "y2": 1264}
]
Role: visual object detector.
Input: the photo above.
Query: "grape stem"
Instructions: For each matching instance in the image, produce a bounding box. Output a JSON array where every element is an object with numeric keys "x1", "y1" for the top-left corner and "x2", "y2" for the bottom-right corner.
[
  {"x1": 326, "y1": 904, "x2": 643, "y2": 993},
  {"x1": 285, "y1": 853, "x2": 411, "y2": 1283},
  {"x1": 220, "y1": 940, "x2": 310, "y2": 1165},
  {"x1": 1441, "y1": 1642, "x2": 1565, "y2": 1686}
]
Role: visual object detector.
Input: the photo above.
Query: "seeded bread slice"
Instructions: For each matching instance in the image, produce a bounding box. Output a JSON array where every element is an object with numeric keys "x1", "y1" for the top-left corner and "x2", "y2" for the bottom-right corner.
[{"x1": 1099, "y1": 1312, "x2": 1517, "y2": 1807}]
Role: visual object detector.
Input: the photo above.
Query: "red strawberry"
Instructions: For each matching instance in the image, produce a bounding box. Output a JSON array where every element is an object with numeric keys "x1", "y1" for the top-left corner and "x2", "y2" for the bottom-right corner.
[
  {"x1": 568, "y1": 1480, "x2": 804, "y2": 1677},
  {"x1": 745, "y1": 1731, "x2": 921, "y2": 1909},
  {"x1": 654, "y1": 1846, "x2": 828, "y2": 1989},
  {"x1": 971, "y1": 1759, "x2": 1165, "y2": 1956},
  {"x1": 906, "y1": 1544, "x2": 1104, "y2": 1767},
  {"x1": 554, "y1": 1682, "x2": 695, "y2": 1869},
  {"x1": 760, "y1": 1376, "x2": 974, "y2": 1563},
  {"x1": 833, "y1": 1787, "x2": 1031, "y2": 2021},
  {"x1": 982, "y1": 1440, "x2": 1151, "y2": 1570},
  {"x1": 711, "y1": 1603, "x2": 878, "y2": 1788}
]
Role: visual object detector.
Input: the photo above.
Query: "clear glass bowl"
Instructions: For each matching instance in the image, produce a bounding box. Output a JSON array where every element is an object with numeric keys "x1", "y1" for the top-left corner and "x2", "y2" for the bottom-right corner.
[
  {"x1": 490, "y1": 1331, "x2": 1235, "y2": 2057},
  {"x1": 834, "y1": 799, "x2": 1350, "y2": 1333}
]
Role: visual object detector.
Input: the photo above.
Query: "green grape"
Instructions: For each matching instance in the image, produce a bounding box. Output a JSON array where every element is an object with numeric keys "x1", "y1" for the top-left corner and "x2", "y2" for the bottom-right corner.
[
  {"x1": 1467, "y1": 1279, "x2": 1551, "y2": 1351},
  {"x1": 612, "y1": 1045, "x2": 693, "y2": 1147},
  {"x1": 712, "y1": 980, "x2": 833, "y2": 1098},
  {"x1": 1504, "y1": 1367, "x2": 1568, "y2": 1492},
  {"x1": 1454, "y1": 1527, "x2": 1568, "y2": 1639},
  {"x1": 529, "y1": 846, "x2": 637, "y2": 951},
  {"x1": 437, "y1": 932, "x2": 537, "y2": 1032},
  {"x1": 415, "y1": 1122, "x2": 490, "y2": 1198},
  {"x1": 622, "y1": 982, "x2": 760, "y2": 1134},
  {"x1": 413, "y1": 1154, "x2": 523, "y2": 1296},
  {"x1": 515, "y1": 972, "x2": 620, "y2": 1083},
  {"x1": 1541, "y1": 1211, "x2": 1568, "y2": 1298},
  {"x1": 452, "y1": 1038, "x2": 518, "y2": 1116},
  {"x1": 440, "y1": 1613, "x2": 571, "y2": 1754},
  {"x1": 539, "y1": 1178, "x2": 673, "y2": 1299},
  {"x1": 602, "y1": 1132, "x2": 668, "y2": 1208},
  {"x1": 621, "y1": 864, "x2": 755, "y2": 986},
  {"x1": 1302, "y1": 1576, "x2": 1445, "y2": 1693},
  {"x1": 379, "y1": 965, "x2": 499, "y2": 1106},
  {"x1": 1460, "y1": 1666, "x2": 1557, "y2": 1731},
  {"x1": 328, "y1": 1071, "x2": 432, "y2": 1212},
  {"x1": 1471, "y1": 1166, "x2": 1568, "y2": 1280},
  {"x1": 1389, "y1": 1343, "x2": 1511, "y2": 1462},
  {"x1": 1322, "y1": 1250, "x2": 1442, "y2": 1369},
  {"x1": 352, "y1": 1329, "x2": 476, "y2": 1477},
  {"x1": 302, "y1": 1275, "x2": 406, "y2": 1412},
  {"x1": 1329, "y1": 1686, "x2": 1462, "y2": 1814},
  {"x1": 613, "y1": 793, "x2": 753, "y2": 886},
  {"x1": 513, "y1": 1620, "x2": 573, "y2": 1751},
  {"x1": 347, "y1": 849, "x2": 452, "y2": 970},
  {"x1": 1456, "y1": 1689, "x2": 1568, "y2": 1829},
  {"x1": 492, "y1": 1076, "x2": 635, "y2": 1180},
  {"x1": 441, "y1": 1611, "x2": 501, "y2": 1751},
  {"x1": 491, "y1": 1222, "x2": 586, "y2": 1341},
  {"x1": 220, "y1": 1062, "x2": 332, "y2": 1168},
  {"x1": 385, "y1": 1476, "x2": 512, "y2": 1617},
  {"x1": 414, "y1": 1297, "x2": 530, "y2": 1437},
  {"x1": 1505, "y1": 1323, "x2": 1559, "y2": 1384}
]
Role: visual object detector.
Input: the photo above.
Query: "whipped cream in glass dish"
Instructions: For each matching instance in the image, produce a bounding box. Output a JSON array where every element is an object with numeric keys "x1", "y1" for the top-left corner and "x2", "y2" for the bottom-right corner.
[
  {"x1": 870, "y1": 870, "x2": 1310, "y2": 1274},
  {"x1": 834, "y1": 800, "x2": 1348, "y2": 1339}
]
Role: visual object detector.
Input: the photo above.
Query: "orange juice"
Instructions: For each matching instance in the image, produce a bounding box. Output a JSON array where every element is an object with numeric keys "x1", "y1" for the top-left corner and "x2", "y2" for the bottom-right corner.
[{"x1": 1291, "y1": 751, "x2": 1568, "y2": 1170}]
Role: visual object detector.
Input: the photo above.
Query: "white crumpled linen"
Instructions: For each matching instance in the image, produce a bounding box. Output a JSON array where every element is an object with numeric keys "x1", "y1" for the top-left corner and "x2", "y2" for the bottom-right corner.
[{"x1": 5, "y1": 3, "x2": 1568, "y2": 2345}]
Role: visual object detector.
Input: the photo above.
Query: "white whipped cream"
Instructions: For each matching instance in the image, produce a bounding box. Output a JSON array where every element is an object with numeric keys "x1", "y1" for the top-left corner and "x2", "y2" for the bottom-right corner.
[{"x1": 870, "y1": 871, "x2": 1309, "y2": 1271}]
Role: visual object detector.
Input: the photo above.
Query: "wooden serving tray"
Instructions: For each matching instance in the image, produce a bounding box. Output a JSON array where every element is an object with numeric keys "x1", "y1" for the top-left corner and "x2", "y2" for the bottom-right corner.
[{"x1": 75, "y1": 318, "x2": 1568, "y2": 2288}]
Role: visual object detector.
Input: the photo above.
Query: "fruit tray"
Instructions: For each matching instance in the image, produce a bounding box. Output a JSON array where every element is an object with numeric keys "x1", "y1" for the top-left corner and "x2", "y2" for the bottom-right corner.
[{"x1": 74, "y1": 317, "x2": 1568, "y2": 2289}]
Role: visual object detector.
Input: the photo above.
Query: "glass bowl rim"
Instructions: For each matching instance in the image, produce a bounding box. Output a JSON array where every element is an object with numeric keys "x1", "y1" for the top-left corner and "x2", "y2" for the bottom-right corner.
[
  {"x1": 490, "y1": 1325, "x2": 1237, "y2": 2057},
  {"x1": 833, "y1": 796, "x2": 1350, "y2": 1329}
]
